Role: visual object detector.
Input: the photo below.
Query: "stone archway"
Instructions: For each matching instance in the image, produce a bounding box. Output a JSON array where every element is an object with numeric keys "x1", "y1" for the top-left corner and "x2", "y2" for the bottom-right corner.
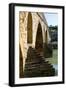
[
  {"x1": 35, "y1": 23, "x2": 43, "y2": 55},
  {"x1": 27, "y1": 12, "x2": 32, "y2": 43}
]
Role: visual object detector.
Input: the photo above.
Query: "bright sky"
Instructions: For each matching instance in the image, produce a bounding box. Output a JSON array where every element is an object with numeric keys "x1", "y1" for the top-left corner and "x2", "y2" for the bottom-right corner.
[{"x1": 44, "y1": 13, "x2": 58, "y2": 26}]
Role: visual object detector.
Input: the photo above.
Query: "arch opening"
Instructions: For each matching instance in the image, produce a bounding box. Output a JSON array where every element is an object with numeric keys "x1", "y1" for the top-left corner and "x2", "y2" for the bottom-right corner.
[
  {"x1": 35, "y1": 23, "x2": 43, "y2": 55},
  {"x1": 45, "y1": 30, "x2": 48, "y2": 44},
  {"x1": 27, "y1": 12, "x2": 32, "y2": 43}
]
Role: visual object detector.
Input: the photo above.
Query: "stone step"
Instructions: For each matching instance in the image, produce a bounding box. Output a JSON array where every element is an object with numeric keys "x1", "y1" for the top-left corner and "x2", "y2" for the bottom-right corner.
[
  {"x1": 24, "y1": 69, "x2": 55, "y2": 77},
  {"x1": 25, "y1": 63, "x2": 53, "y2": 71}
]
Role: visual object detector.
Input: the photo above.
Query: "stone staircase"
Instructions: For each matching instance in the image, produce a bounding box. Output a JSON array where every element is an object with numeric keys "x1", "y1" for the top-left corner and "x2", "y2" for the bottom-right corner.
[{"x1": 24, "y1": 47, "x2": 55, "y2": 77}]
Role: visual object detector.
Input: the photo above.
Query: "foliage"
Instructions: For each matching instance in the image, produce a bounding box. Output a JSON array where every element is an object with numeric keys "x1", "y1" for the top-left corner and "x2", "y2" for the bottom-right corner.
[{"x1": 49, "y1": 25, "x2": 58, "y2": 31}]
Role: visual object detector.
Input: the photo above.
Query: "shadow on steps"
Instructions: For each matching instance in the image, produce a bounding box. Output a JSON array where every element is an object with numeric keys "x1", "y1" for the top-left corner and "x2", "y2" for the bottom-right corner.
[{"x1": 23, "y1": 46, "x2": 55, "y2": 78}]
